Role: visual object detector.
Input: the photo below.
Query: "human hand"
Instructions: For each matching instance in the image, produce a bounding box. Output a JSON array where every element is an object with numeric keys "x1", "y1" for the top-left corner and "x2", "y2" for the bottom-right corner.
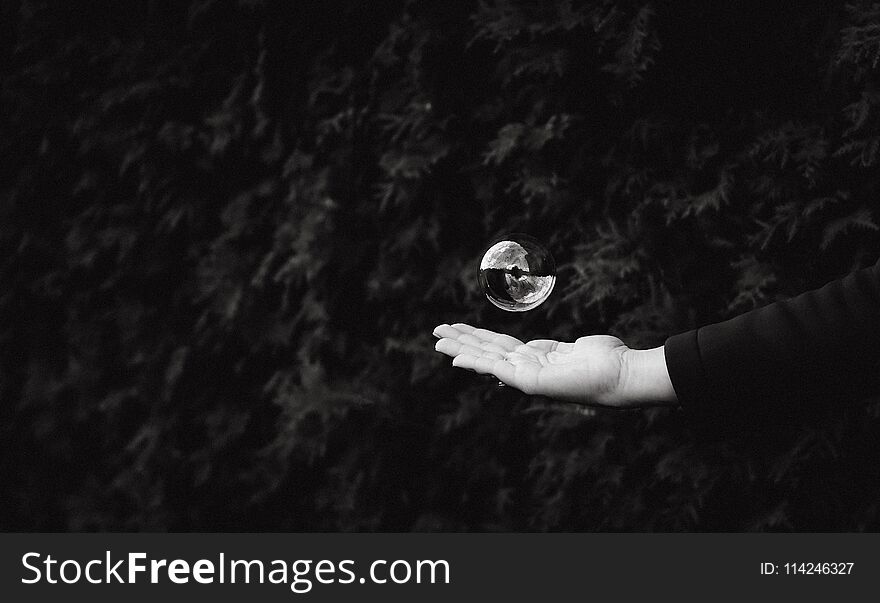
[{"x1": 432, "y1": 323, "x2": 677, "y2": 409}]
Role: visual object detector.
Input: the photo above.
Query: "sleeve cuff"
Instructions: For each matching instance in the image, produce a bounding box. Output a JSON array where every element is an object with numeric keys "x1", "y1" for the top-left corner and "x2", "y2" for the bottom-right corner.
[{"x1": 664, "y1": 329, "x2": 707, "y2": 411}]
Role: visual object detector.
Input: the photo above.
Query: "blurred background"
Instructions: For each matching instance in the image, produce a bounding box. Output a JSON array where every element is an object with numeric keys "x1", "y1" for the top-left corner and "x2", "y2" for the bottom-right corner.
[{"x1": 2, "y1": 0, "x2": 880, "y2": 531}]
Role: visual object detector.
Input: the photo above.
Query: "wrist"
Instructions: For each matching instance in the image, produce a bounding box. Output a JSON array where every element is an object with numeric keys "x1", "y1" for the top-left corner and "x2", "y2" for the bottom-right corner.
[{"x1": 618, "y1": 346, "x2": 678, "y2": 408}]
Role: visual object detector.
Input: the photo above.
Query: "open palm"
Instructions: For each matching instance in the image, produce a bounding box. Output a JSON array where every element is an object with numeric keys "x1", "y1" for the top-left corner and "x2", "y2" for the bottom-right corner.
[{"x1": 433, "y1": 323, "x2": 630, "y2": 407}]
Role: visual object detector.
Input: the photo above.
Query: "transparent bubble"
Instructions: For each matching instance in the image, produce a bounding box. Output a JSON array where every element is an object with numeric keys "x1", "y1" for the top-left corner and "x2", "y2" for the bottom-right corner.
[{"x1": 478, "y1": 234, "x2": 556, "y2": 312}]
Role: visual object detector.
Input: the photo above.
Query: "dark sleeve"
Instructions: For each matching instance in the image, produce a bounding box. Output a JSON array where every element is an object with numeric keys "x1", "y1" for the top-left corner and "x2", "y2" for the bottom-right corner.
[{"x1": 664, "y1": 258, "x2": 880, "y2": 414}]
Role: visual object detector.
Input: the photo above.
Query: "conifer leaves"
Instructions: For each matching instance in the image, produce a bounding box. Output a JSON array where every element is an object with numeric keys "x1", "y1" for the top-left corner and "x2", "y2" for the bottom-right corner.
[
  {"x1": 471, "y1": 0, "x2": 661, "y2": 88},
  {"x1": 7, "y1": 0, "x2": 880, "y2": 532},
  {"x1": 821, "y1": 206, "x2": 879, "y2": 250},
  {"x1": 838, "y1": 4, "x2": 880, "y2": 166},
  {"x1": 599, "y1": 3, "x2": 660, "y2": 87},
  {"x1": 483, "y1": 114, "x2": 572, "y2": 166},
  {"x1": 837, "y1": 2, "x2": 880, "y2": 71},
  {"x1": 471, "y1": 0, "x2": 588, "y2": 51}
]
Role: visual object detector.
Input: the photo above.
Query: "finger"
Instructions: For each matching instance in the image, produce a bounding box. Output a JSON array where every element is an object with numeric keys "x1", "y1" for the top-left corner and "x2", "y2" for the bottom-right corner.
[
  {"x1": 479, "y1": 341, "x2": 508, "y2": 354},
  {"x1": 436, "y1": 329, "x2": 505, "y2": 355},
  {"x1": 455, "y1": 333, "x2": 486, "y2": 348},
  {"x1": 434, "y1": 338, "x2": 454, "y2": 356},
  {"x1": 452, "y1": 355, "x2": 518, "y2": 384},
  {"x1": 433, "y1": 324, "x2": 461, "y2": 339},
  {"x1": 470, "y1": 327, "x2": 523, "y2": 351},
  {"x1": 437, "y1": 324, "x2": 524, "y2": 352},
  {"x1": 451, "y1": 354, "x2": 490, "y2": 372},
  {"x1": 435, "y1": 338, "x2": 483, "y2": 358},
  {"x1": 453, "y1": 324, "x2": 499, "y2": 344},
  {"x1": 450, "y1": 323, "x2": 476, "y2": 334},
  {"x1": 458, "y1": 343, "x2": 505, "y2": 361},
  {"x1": 527, "y1": 340, "x2": 576, "y2": 354}
]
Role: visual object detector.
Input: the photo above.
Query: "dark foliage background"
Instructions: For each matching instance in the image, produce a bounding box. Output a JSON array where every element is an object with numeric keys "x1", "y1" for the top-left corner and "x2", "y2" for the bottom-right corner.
[{"x1": 3, "y1": 0, "x2": 880, "y2": 531}]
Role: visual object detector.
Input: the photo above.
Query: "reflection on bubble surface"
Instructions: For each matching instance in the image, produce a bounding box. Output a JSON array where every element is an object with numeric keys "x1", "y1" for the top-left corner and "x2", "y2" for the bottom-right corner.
[{"x1": 478, "y1": 234, "x2": 556, "y2": 312}]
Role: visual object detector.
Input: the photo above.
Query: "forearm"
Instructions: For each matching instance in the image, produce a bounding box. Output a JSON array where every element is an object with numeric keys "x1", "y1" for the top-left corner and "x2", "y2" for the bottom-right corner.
[{"x1": 618, "y1": 346, "x2": 678, "y2": 407}]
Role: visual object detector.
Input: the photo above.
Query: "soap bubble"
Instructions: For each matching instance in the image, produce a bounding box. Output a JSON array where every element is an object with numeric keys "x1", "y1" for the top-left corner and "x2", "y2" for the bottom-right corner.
[{"x1": 478, "y1": 234, "x2": 556, "y2": 312}]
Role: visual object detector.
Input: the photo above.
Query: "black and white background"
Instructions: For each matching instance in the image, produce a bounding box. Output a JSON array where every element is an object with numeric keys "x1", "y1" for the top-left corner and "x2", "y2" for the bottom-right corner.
[{"x1": 2, "y1": 0, "x2": 880, "y2": 532}]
